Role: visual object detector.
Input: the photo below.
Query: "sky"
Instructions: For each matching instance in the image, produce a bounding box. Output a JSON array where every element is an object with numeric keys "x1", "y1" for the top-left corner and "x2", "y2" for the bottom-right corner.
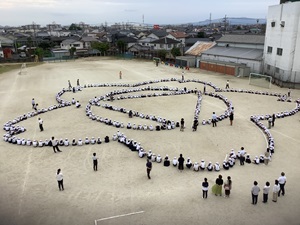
[{"x1": 0, "y1": 0, "x2": 280, "y2": 27}]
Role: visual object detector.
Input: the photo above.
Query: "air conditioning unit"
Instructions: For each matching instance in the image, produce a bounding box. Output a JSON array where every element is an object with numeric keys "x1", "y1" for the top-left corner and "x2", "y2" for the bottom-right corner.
[
  {"x1": 271, "y1": 21, "x2": 276, "y2": 27},
  {"x1": 280, "y1": 21, "x2": 285, "y2": 27}
]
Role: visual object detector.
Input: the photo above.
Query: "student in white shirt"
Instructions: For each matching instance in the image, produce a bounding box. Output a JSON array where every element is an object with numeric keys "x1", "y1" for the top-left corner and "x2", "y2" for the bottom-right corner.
[
  {"x1": 38, "y1": 140, "x2": 44, "y2": 147},
  {"x1": 214, "y1": 162, "x2": 220, "y2": 171},
  {"x1": 156, "y1": 154, "x2": 162, "y2": 163},
  {"x1": 92, "y1": 153, "x2": 98, "y2": 171},
  {"x1": 147, "y1": 150, "x2": 152, "y2": 159},
  {"x1": 151, "y1": 153, "x2": 156, "y2": 162},
  {"x1": 64, "y1": 138, "x2": 70, "y2": 146},
  {"x1": 56, "y1": 168, "x2": 64, "y2": 191},
  {"x1": 32, "y1": 140, "x2": 38, "y2": 147},
  {"x1": 200, "y1": 160, "x2": 206, "y2": 170},
  {"x1": 172, "y1": 157, "x2": 178, "y2": 167},
  {"x1": 138, "y1": 149, "x2": 145, "y2": 158},
  {"x1": 193, "y1": 162, "x2": 199, "y2": 171},
  {"x1": 278, "y1": 172, "x2": 287, "y2": 197},
  {"x1": 207, "y1": 162, "x2": 213, "y2": 171},
  {"x1": 77, "y1": 138, "x2": 83, "y2": 146}
]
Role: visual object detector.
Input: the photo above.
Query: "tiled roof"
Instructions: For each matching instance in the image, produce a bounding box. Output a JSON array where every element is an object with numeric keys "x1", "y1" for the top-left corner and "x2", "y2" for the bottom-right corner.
[
  {"x1": 169, "y1": 31, "x2": 188, "y2": 38},
  {"x1": 151, "y1": 37, "x2": 180, "y2": 44}
]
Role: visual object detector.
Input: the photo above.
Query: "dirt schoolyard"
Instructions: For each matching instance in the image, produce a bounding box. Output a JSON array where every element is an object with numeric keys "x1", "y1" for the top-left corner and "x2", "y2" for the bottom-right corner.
[{"x1": 0, "y1": 57, "x2": 299, "y2": 225}]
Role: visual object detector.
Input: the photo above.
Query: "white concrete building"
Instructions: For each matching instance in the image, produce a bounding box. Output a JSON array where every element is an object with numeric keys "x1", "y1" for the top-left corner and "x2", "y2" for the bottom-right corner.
[{"x1": 264, "y1": 0, "x2": 300, "y2": 87}]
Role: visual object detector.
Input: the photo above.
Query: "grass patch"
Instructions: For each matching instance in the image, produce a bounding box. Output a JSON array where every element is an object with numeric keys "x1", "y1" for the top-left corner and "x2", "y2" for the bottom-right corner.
[{"x1": 0, "y1": 63, "x2": 42, "y2": 74}]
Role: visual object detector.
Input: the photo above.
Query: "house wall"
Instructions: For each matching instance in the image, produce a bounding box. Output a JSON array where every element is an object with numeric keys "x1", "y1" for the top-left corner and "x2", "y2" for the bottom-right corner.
[
  {"x1": 218, "y1": 43, "x2": 264, "y2": 50},
  {"x1": 264, "y1": 1, "x2": 300, "y2": 84},
  {"x1": 61, "y1": 41, "x2": 84, "y2": 50},
  {"x1": 200, "y1": 62, "x2": 236, "y2": 76},
  {"x1": 201, "y1": 54, "x2": 262, "y2": 73}
]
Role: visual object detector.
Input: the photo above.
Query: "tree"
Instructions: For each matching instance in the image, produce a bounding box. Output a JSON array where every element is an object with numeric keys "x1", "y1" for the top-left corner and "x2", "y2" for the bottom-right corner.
[
  {"x1": 197, "y1": 31, "x2": 206, "y2": 38},
  {"x1": 34, "y1": 47, "x2": 44, "y2": 61},
  {"x1": 171, "y1": 47, "x2": 181, "y2": 58},
  {"x1": 69, "y1": 47, "x2": 76, "y2": 57},
  {"x1": 116, "y1": 40, "x2": 127, "y2": 53},
  {"x1": 38, "y1": 41, "x2": 55, "y2": 50},
  {"x1": 91, "y1": 42, "x2": 109, "y2": 55},
  {"x1": 157, "y1": 49, "x2": 168, "y2": 60},
  {"x1": 69, "y1": 23, "x2": 82, "y2": 31}
]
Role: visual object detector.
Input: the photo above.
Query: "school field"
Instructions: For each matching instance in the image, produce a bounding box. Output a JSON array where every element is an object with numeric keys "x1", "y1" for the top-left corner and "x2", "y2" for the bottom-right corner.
[{"x1": 0, "y1": 57, "x2": 299, "y2": 225}]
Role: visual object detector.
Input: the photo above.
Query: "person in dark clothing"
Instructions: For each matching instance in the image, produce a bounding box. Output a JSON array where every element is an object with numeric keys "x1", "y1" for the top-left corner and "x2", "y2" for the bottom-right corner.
[
  {"x1": 178, "y1": 154, "x2": 185, "y2": 172},
  {"x1": 180, "y1": 118, "x2": 185, "y2": 131},
  {"x1": 192, "y1": 119, "x2": 199, "y2": 131},
  {"x1": 146, "y1": 159, "x2": 152, "y2": 179},
  {"x1": 212, "y1": 175, "x2": 224, "y2": 196},
  {"x1": 272, "y1": 114, "x2": 276, "y2": 127},
  {"x1": 202, "y1": 178, "x2": 209, "y2": 198},
  {"x1": 229, "y1": 112, "x2": 234, "y2": 126}
]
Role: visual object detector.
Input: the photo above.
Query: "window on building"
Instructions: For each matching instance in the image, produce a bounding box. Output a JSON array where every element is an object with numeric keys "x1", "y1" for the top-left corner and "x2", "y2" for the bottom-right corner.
[
  {"x1": 73, "y1": 44, "x2": 80, "y2": 47},
  {"x1": 277, "y1": 48, "x2": 283, "y2": 56},
  {"x1": 271, "y1": 21, "x2": 275, "y2": 27},
  {"x1": 275, "y1": 67, "x2": 280, "y2": 73},
  {"x1": 267, "y1": 65, "x2": 271, "y2": 70},
  {"x1": 267, "y1": 46, "x2": 272, "y2": 53},
  {"x1": 160, "y1": 44, "x2": 164, "y2": 48},
  {"x1": 168, "y1": 44, "x2": 172, "y2": 48}
]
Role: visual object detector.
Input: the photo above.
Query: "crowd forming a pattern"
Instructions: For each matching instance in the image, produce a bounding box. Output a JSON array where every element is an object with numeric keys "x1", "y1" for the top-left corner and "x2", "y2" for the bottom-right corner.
[{"x1": 3, "y1": 78, "x2": 300, "y2": 171}]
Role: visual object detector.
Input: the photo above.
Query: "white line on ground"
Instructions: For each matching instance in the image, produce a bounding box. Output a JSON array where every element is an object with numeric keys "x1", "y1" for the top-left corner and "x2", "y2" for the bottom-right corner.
[
  {"x1": 18, "y1": 148, "x2": 33, "y2": 215},
  {"x1": 95, "y1": 211, "x2": 145, "y2": 223},
  {"x1": 271, "y1": 130, "x2": 300, "y2": 143}
]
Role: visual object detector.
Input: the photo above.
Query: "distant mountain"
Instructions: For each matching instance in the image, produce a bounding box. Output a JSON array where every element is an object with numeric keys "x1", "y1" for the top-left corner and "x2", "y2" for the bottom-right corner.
[{"x1": 194, "y1": 17, "x2": 267, "y2": 26}]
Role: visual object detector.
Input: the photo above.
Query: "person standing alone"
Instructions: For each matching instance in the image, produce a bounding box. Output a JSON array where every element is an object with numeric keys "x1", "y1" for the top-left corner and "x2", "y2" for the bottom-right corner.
[
  {"x1": 180, "y1": 118, "x2": 185, "y2": 131},
  {"x1": 32, "y1": 98, "x2": 35, "y2": 109},
  {"x1": 92, "y1": 153, "x2": 98, "y2": 171},
  {"x1": 212, "y1": 112, "x2": 217, "y2": 127},
  {"x1": 202, "y1": 178, "x2": 209, "y2": 199},
  {"x1": 38, "y1": 118, "x2": 43, "y2": 131},
  {"x1": 278, "y1": 172, "x2": 287, "y2": 197},
  {"x1": 146, "y1": 159, "x2": 152, "y2": 179},
  {"x1": 51, "y1": 136, "x2": 61, "y2": 153},
  {"x1": 229, "y1": 112, "x2": 234, "y2": 126},
  {"x1": 225, "y1": 80, "x2": 230, "y2": 89},
  {"x1": 119, "y1": 71, "x2": 122, "y2": 79},
  {"x1": 56, "y1": 168, "x2": 64, "y2": 191}
]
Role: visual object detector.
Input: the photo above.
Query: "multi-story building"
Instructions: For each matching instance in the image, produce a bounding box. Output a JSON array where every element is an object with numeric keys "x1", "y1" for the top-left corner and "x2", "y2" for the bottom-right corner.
[{"x1": 264, "y1": 0, "x2": 300, "y2": 88}]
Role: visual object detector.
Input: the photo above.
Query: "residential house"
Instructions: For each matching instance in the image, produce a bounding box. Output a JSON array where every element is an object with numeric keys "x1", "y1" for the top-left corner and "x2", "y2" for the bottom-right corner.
[
  {"x1": 166, "y1": 31, "x2": 188, "y2": 46},
  {"x1": 128, "y1": 44, "x2": 151, "y2": 57},
  {"x1": 81, "y1": 36, "x2": 100, "y2": 49},
  {"x1": 149, "y1": 37, "x2": 181, "y2": 51},
  {"x1": 200, "y1": 34, "x2": 265, "y2": 76},
  {"x1": 147, "y1": 30, "x2": 168, "y2": 40},
  {"x1": 60, "y1": 38, "x2": 84, "y2": 50}
]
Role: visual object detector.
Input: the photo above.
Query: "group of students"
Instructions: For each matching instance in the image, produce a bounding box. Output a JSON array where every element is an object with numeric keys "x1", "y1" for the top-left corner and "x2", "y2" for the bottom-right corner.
[
  {"x1": 251, "y1": 172, "x2": 287, "y2": 204},
  {"x1": 201, "y1": 171, "x2": 287, "y2": 203}
]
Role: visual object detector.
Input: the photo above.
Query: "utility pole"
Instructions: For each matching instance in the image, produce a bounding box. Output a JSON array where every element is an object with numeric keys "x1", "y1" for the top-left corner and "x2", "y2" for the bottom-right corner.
[{"x1": 223, "y1": 15, "x2": 227, "y2": 35}]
